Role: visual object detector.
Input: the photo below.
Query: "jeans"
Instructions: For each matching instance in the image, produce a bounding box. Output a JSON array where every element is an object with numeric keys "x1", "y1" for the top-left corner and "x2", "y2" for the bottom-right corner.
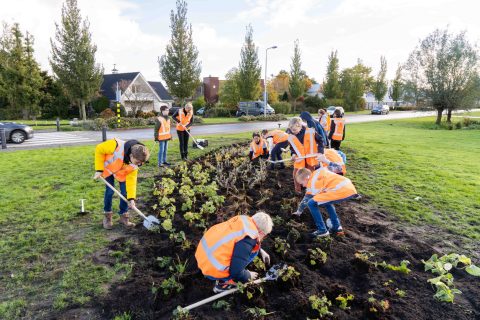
[
  {"x1": 270, "y1": 144, "x2": 283, "y2": 162},
  {"x1": 158, "y1": 140, "x2": 168, "y2": 165},
  {"x1": 307, "y1": 198, "x2": 341, "y2": 233},
  {"x1": 177, "y1": 130, "x2": 190, "y2": 159},
  {"x1": 104, "y1": 175, "x2": 128, "y2": 215},
  {"x1": 206, "y1": 250, "x2": 259, "y2": 282}
]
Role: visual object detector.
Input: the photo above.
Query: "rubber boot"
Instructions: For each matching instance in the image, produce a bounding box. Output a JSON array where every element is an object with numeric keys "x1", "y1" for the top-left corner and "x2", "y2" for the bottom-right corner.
[
  {"x1": 103, "y1": 212, "x2": 113, "y2": 230},
  {"x1": 120, "y1": 213, "x2": 135, "y2": 227}
]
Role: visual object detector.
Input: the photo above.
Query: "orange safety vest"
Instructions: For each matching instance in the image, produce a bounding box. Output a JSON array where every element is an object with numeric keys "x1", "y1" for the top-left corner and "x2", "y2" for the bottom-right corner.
[
  {"x1": 323, "y1": 149, "x2": 346, "y2": 175},
  {"x1": 176, "y1": 108, "x2": 193, "y2": 131},
  {"x1": 332, "y1": 118, "x2": 345, "y2": 141},
  {"x1": 157, "y1": 116, "x2": 171, "y2": 141},
  {"x1": 195, "y1": 215, "x2": 260, "y2": 279},
  {"x1": 288, "y1": 134, "x2": 306, "y2": 169},
  {"x1": 267, "y1": 130, "x2": 288, "y2": 144},
  {"x1": 320, "y1": 113, "x2": 331, "y2": 133},
  {"x1": 250, "y1": 138, "x2": 267, "y2": 160},
  {"x1": 303, "y1": 127, "x2": 319, "y2": 168},
  {"x1": 306, "y1": 167, "x2": 357, "y2": 204},
  {"x1": 101, "y1": 138, "x2": 138, "y2": 182}
]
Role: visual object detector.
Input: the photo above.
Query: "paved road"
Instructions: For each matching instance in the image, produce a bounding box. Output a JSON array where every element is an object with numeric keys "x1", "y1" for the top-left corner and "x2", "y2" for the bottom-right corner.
[{"x1": 0, "y1": 110, "x2": 462, "y2": 151}]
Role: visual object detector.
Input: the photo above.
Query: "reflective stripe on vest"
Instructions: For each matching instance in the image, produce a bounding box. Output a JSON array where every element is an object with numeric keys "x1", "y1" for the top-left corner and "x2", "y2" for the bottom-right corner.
[
  {"x1": 157, "y1": 117, "x2": 171, "y2": 140},
  {"x1": 102, "y1": 138, "x2": 138, "y2": 181},
  {"x1": 304, "y1": 128, "x2": 319, "y2": 167},
  {"x1": 288, "y1": 134, "x2": 306, "y2": 169},
  {"x1": 251, "y1": 138, "x2": 265, "y2": 159},
  {"x1": 332, "y1": 118, "x2": 345, "y2": 141},
  {"x1": 306, "y1": 167, "x2": 326, "y2": 195},
  {"x1": 196, "y1": 215, "x2": 259, "y2": 276}
]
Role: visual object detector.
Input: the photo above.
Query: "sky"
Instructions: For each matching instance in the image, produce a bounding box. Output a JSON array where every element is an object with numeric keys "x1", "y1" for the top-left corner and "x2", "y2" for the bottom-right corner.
[{"x1": 1, "y1": 0, "x2": 480, "y2": 85}]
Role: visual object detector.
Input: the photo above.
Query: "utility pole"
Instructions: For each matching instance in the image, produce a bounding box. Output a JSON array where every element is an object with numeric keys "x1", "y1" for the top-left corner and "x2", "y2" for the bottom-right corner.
[{"x1": 264, "y1": 46, "x2": 278, "y2": 116}]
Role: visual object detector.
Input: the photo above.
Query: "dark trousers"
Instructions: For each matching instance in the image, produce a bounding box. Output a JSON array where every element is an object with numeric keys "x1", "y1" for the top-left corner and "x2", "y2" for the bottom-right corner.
[
  {"x1": 177, "y1": 130, "x2": 190, "y2": 159},
  {"x1": 331, "y1": 140, "x2": 342, "y2": 150}
]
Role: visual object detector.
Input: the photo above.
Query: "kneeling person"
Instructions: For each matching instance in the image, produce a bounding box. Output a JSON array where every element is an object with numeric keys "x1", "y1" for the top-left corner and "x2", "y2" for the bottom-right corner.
[
  {"x1": 249, "y1": 132, "x2": 269, "y2": 161},
  {"x1": 293, "y1": 166, "x2": 358, "y2": 237},
  {"x1": 195, "y1": 212, "x2": 273, "y2": 293}
]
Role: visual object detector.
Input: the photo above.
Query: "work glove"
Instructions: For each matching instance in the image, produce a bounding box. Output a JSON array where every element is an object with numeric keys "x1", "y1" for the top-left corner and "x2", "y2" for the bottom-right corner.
[
  {"x1": 249, "y1": 271, "x2": 259, "y2": 280},
  {"x1": 292, "y1": 210, "x2": 302, "y2": 216},
  {"x1": 93, "y1": 172, "x2": 102, "y2": 180},
  {"x1": 260, "y1": 249, "x2": 270, "y2": 265}
]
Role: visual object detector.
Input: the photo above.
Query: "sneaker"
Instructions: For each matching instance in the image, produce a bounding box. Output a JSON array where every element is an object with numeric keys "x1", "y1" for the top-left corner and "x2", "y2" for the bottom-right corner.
[
  {"x1": 330, "y1": 227, "x2": 345, "y2": 236},
  {"x1": 158, "y1": 163, "x2": 164, "y2": 168},
  {"x1": 163, "y1": 162, "x2": 171, "y2": 166},
  {"x1": 213, "y1": 280, "x2": 237, "y2": 293},
  {"x1": 310, "y1": 230, "x2": 330, "y2": 238}
]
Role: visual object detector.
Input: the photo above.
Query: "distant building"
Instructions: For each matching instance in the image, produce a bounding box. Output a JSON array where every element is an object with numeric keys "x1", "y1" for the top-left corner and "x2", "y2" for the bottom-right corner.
[
  {"x1": 101, "y1": 72, "x2": 173, "y2": 114},
  {"x1": 306, "y1": 83, "x2": 324, "y2": 98},
  {"x1": 364, "y1": 89, "x2": 404, "y2": 109}
]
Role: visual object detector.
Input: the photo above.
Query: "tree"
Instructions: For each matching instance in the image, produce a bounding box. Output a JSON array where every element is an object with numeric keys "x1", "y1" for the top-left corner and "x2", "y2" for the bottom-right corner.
[
  {"x1": 0, "y1": 23, "x2": 43, "y2": 119},
  {"x1": 219, "y1": 68, "x2": 241, "y2": 109},
  {"x1": 38, "y1": 71, "x2": 72, "y2": 119},
  {"x1": 389, "y1": 64, "x2": 403, "y2": 107},
  {"x1": 405, "y1": 29, "x2": 480, "y2": 124},
  {"x1": 50, "y1": 0, "x2": 103, "y2": 121},
  {"x1": 340, "y1": 60, "x2": 373, "y2": 111},
  {"x1": 159, "y1": 0, "x2": 201, "y2": 105},
  {"x1": 372, "y1": 56, "x2": 388, "y2": 104},
  {"x1": 266, "y1": 80, "x2": 279, "y2": 104},
  {"x1": 289, "y1": 39, "x2": 306, "y2": 112},
  {"x1": 236, "y1": 24, "x2": 261, "y2": 101},
  {"x1": 323, "y1": 50, "x2": 342, "y2": 99}
]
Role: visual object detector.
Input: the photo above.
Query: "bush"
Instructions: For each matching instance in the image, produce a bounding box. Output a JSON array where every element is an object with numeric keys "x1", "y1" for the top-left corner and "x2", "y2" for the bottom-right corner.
[
  {"x1": 91, "y1": 96, "x2": 110, "y2": 113},
  {"x1": 192, "y1": 115, "x2": 204, "y2": 124},
  {"x1": 394, "y1": 105, "x2": 417, "y2": 111},
  {"x1": 325, "y1": 98, "x2": 345, "y2": 107},
  {"x1": 272, "y1": 102, "x2": 291, "y2": 115},
  {"x1": 205, "y1": 106, "x2": 233, "y2": 118},
  {"x1": 238, "y1": 114, "x2": 287, "y2": 122},
  {"x1": 302, "y1": 95, "x2": 327, "y2": 113},
  {"x1": 99, "y1": 108, "x2": 116, "y2": 119},
  {"x1": 192, "y1": 96, "x2": 206, "y2": 112},
  {"x1": 136, "y1": 110, "x2": 156, "y2": 118}
]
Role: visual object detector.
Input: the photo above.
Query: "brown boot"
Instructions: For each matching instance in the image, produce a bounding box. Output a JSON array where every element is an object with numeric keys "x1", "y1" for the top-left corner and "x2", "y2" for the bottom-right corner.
[
  {"x1": 120, "y1": 213, "x2": 135, "y2": 227},
  {"x1": 103, "y1": 212, "x2": 113, "y2": 230}
]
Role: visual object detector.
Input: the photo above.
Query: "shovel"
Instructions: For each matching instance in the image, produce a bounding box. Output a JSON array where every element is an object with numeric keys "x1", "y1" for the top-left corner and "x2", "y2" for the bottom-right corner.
[
  {"x1": 99, "y1": 176, "x2": 160, "y2": 230},
  {"x1": 172, "y1": 119, "x2": 204, "y2": 150},
  {"x1": 267, "y1": 153, "x2": 321, "y2": 164},
  {"x1": 180, "y1": 263, "x2": 287, "y2": 312}
]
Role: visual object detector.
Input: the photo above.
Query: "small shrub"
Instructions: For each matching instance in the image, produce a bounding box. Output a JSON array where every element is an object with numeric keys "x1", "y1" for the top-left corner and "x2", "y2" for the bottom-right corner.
[
  {"x1": 205, "y1": 106, "x2": 233, "y2": 117},
  {"x1": 336, "y1": 293, "x2": 354, "y2": 310},
  {"x1": 308, "y1": 248, "x2": 327, "y2": 266},
  {"x1": 309, "y1": 294, "x2": 332, "y2": 317},
  {"x1": 272, "y1": 102, "x2": 291, "y2": 114},
  {"x1": 244, "y1": 307, "x2": 273, "y2": 319},
  {"x1": 212, "y1": 300, "x2": 231, "y2": 311},
  {"x1": 192, "y1": 115, "x2": 204, "y2": 124},
  {"x1": 99, "y1": 108, "x2": 116, "y2": 119},
  {"x1": 238, "y1": 114, "x2": 287, "y2": 122}
]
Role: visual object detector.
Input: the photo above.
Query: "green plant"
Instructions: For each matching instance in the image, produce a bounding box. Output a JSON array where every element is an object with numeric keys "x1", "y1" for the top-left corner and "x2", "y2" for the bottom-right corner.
[
  {"x1": 281, "y1": 266, "x2": 300, "y2": 282},
  {"x1": 335, "y1": 293, "x2": 354, "y2": 310},
  {"x1": 308, "y1": 248, "x2": 327, "y2": 266},
  {"x1": 212, "y1": 300, "x2": 231, "y2": 311},
  {"x1": 170, "y1": 256, "x2": 188, "y2": 277},
  {"x1": 354, "y1": 250, "x2": 374, "y2": 262},
  {"x1": 395, "y1": 289, "x2": 406, "y2": 298},
  {"x1": 159, "y1": 276, "x2": 184, "y2": 296},
  {"x1": 172, "y1": 306, "x2": 191, "y2": 319},
  {"x1": 367, "y1": 291, "x2": 390, "y2": 313},
  {"x1": 376, "y1": 260, "x2": 411, "y2": 274},
  {"x1": 113, "y1": 312, "x2": 132, "y2": 320},
  {"x1": 274, "y1": 237, "x2": 290, "y2": 257},
  {"x1": 244, "y1": 307, "x2": 274, "y2": 319},
  {"x1": 287, "y1": 228, "x2": 301, "y2": 244},
  {"x1": 309, "y1": 294, "x2": 332, "y2": 317},
  {"x1": 252, "y1": 256, "x2": 266, "y2": 271},
  {"x1": 157, "y1": 256, "x2": 172, "y2": 269}
]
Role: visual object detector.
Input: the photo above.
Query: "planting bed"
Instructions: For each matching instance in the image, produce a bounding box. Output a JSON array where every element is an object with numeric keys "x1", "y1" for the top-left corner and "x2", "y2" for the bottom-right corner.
[{"x1": 97, "y1": 145, "x2": 479, "y2": 319}]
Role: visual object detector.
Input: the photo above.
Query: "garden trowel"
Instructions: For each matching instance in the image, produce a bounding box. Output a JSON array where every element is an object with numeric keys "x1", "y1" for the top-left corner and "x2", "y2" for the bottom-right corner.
[
  {"x1": 99, "y1": 176, "x2": 160, "y2": 230},
  {"x1": 180, "y1": 263, "x2": 288, "y2": 312}
]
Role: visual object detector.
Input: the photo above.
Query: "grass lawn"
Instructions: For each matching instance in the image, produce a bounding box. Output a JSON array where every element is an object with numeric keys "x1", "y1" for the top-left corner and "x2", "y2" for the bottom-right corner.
[
  {"x1": 0, "y1": 132, "x2": 251, "y2": 319},
  {"x1": 1, "y1": 116, "x2": 479, "y2": 318}
]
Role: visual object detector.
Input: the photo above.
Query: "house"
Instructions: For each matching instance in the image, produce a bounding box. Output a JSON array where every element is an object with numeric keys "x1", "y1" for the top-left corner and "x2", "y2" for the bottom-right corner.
[
  {"x1": 101, "y1": 72, "x2": 173, "y2": 114},
  {"x1": 306, "y1": 83, "x2": 324, "y2": 98}
]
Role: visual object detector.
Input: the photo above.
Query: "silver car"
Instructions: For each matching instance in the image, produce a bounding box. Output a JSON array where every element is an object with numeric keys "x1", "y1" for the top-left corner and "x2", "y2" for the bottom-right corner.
[{"x1": 0, "y1": 121, "x2": 34, "y2": 143}]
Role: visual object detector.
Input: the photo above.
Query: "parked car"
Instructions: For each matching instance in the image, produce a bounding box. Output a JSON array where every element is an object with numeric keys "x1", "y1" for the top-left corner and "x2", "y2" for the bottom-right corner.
[
  {"x1": 327, "y1": 106, "x2": 345, "y2": 117},
  {"x1": 371, "y1": 105, "x2": 390, "y2": 115},
  {"x1": 236, "y1": 101, "x2": 275, "y2": 117},
  {"x1": 0, "y1": 121, "x2": 34, "y2": 144},
  {"x1": 196, "y1": 107, "x2": 205, "y2": 116}
]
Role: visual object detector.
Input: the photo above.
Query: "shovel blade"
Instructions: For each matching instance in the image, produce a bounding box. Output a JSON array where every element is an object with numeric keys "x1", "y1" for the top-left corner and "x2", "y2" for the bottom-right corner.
[
  {"x1": 143, "y1": 215, "x2": 160, "y2": 230},
  {"x1": 196, "y1": 143, "x2": 204, "y2": 150}
]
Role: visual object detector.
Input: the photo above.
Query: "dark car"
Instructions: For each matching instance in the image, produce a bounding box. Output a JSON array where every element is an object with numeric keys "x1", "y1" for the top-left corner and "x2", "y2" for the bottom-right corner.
[
  {"x1": 0, "y1": 121, "x2": 34, "y2": 144},
  {"x1": 196, "y1": 107, "x2": 205, "y2": 116},
  {"x1": 371, "y1": 105, "x2": 390, "y2": 115}
]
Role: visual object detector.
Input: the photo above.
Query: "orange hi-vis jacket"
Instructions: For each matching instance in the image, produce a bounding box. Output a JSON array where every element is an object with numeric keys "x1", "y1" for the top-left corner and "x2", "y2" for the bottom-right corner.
[
  {"x1": 321, "y1": 113, "x2": 331, "y2": 133},
  {"x1": 250, "y1": 138, "x2": 267, "y2": 159},
  {"x1": 157, "y1": 116, "x2": 171, "y2": 141},
  {"x1": 306, "y1": 167, "x2": 357, "y2": 204},
  {"x1": 176, "y1": 108, "x2": 193, "y2": 131},
  {"x1": 195, "y1": 215, "x2": 260, "y2": 279},
  {"x1": 332, "y1": 118, "x2": 345, "y2": 141},
  {"x1": 95, "y1": 138, "x2": 139, "y2": 199},
  {"x1": 303, "y1": 127, "x2": 320, "y2": 167},
  {"x1": 288, "y1": 134, "x2": 306, "y2": 169},
  {"x1": 266, "y1": 130, "x2": 288, "y2": 144},
  {"x1": 323, "y1": 149, "x2": 346, "y2": 175}
]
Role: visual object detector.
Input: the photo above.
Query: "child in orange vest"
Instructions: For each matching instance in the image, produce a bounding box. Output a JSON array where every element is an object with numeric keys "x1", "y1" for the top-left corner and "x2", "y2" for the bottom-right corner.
[
  {"x1": 154, "y1": 105, "x2": 172, "y2": 167},
  {"x1": 93, "y1": 139, "x2": 150, "y2": 229},
  {"x1": 249, "y1": 132, "x2": 269, "y2": 161},
  {"x1": 329, "y1": 109, "x2": 346, "y2": 150},
  {"x1": 293, "y1": 165, "x2": 358, "y2": 238}
]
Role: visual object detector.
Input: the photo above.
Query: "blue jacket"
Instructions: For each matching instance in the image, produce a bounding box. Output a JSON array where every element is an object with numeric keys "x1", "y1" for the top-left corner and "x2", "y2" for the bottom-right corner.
[{"x1": 300, "y1": 111, "x2": 327, "y2": 145}]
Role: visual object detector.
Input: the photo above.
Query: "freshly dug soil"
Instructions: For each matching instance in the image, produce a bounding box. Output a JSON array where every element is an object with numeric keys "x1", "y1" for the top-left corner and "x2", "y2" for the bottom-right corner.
[{"x1": 95, "y1": 148, "x2": 479, "y2": 320}]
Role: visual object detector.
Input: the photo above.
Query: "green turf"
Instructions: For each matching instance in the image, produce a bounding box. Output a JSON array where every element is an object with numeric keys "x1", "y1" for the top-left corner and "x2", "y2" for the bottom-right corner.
[{"x1": 0, "y1": 133, "x2": 251, "y2": 318}]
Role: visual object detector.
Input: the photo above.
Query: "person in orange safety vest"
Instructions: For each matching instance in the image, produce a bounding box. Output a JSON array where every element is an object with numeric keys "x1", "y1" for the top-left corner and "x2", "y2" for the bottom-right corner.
[
  {"x1": 172, "y1": 102, "x2": 194, "y2": 160},
  {"x1": 261, "y1": 129, "x2": 289, "y2": 169},
  {"x1": 154, "y1": 105, "x2": 172, "y2": 167},
  {"x1": 329, "y1": 109, "x2": 345, "y2": 150},
  {"x1": 249, "y1": 132, "x2": 269, "y2": 161},
  {"x1": 195, "y1": 211, "x2": 273, "y2": 293},
  {"x1": 93, "y1": 139, "x2": 150, "y2": 229},
  {"x1": 292, "y1": 164, "x2": 358, "y2": 238}
]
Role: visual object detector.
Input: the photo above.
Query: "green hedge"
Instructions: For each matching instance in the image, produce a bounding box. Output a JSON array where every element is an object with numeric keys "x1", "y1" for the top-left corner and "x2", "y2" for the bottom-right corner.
[
  {"x1": 81, "y1": 116, "x2": 204, "y2": 130},
  {"x1": 238, "y1": 114, "x2": 288, "y2": 122},
  {"x1": 272, "y1": 102, "x2": 291, "y2": 114}
]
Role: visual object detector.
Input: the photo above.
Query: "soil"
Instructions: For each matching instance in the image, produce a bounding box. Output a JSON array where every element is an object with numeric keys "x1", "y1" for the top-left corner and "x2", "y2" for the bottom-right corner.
[{"x1": 81, "y1": 146, "x2": 479, "y2": 320}]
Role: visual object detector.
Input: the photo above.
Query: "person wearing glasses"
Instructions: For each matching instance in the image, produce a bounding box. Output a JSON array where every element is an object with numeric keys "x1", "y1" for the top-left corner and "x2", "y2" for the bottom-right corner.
[{"x1": 93, "y1": 139, "x2": 150, "y2": 229}]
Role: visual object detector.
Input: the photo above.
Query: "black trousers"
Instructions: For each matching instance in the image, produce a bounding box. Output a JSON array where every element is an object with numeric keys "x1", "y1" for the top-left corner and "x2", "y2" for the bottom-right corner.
[
  {"x1": 177, "y1": 130, "x2": 190, "y2": 159},
  {"x1": 331, "y1": 139, "x2": 342, "y2": 150}
]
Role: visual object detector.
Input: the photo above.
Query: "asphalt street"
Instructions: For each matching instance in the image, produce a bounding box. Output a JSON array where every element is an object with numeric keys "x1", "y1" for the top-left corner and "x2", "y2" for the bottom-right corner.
[{"x1": 0, "y1": 110, "x2": 454, "y2": 151}]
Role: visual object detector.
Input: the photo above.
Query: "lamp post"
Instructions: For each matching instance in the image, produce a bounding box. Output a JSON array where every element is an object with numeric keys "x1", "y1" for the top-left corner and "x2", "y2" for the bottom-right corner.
[{"x1": 264, "y1": 45, "x2": 277, "y2": 116}]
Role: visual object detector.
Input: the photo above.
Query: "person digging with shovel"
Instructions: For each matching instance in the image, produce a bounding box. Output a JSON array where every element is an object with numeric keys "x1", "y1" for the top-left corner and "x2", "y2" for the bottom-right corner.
[
  {"x1": 93, "y1": 138, "x2": 150, "y2": 229},
  {"x1": 195, "y1": 211, "x2": 273, "y2": 293},
  {"x1": 172, "y1": 102, "x2": 194, "y2": 160}
]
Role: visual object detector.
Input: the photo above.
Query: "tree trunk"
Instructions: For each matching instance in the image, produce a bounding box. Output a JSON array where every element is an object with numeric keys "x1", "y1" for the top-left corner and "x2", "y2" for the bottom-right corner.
[
  {"x1": 80, "y1": 100, "x2": 87, "y2": 121},
  {"x1": 446, "y1": 109, "x2": 452, "y2": 123},
  {"x1": 435, "y1": 108, "x2": 443, "y2": 125}
]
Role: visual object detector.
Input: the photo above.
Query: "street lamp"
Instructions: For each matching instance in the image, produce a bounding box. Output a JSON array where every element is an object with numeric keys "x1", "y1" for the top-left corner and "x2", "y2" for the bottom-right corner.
[{"x1": 264, "y1": 45, "x2": 278, "y2": 116}]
